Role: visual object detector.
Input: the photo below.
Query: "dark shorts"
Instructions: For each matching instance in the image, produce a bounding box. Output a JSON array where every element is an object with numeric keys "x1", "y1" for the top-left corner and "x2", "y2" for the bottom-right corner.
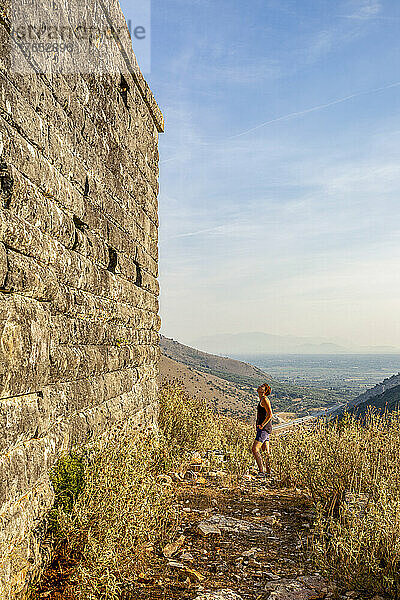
[{"x1": 255, "y1": 428, "x2": 270, "y2": 443}]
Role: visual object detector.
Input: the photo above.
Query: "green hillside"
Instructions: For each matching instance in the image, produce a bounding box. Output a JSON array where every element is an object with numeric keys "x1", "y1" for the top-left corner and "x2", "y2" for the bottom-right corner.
[{"x1": 160, "y1": 336, "x2": 346, "y2": 416}]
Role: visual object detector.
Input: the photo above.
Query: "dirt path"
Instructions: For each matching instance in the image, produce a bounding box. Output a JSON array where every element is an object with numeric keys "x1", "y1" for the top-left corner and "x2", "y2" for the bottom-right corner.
[
  {"x1": 130, "y1": 476, "x2": 333, "y2": 600},
  {"x1": 37, "y1": 475, "x2": 377, "y2": 600}
]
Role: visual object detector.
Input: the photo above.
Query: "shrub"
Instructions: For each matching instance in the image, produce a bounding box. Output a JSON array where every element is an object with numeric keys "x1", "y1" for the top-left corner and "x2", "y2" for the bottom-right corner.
[
  {"x1": 52, "y1": 425, "x2": 178, "y2": 600},
  {"x1": 45, "y1": 381, "x2": 253, "y2": 599},
  {"x1": 272, "y1": 412, "x2": 400, "y2": 597},
  {"x1": 159, "y1": 380, "x2": 253, "y2": 477},
  {"x1": 158, "y1": 381, "x2": 220, "y2": 465},
  {"x1": 48, "y1": 454, "x2": 85, "y2": 533}
]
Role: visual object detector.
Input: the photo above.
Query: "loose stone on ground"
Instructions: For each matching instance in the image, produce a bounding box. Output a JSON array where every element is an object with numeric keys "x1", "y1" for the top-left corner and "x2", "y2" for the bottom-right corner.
[
  {"x1": 194, "y1": 590, "x2": 243, "y2": 600},
  {"x1": 122, "y1": 474, "x2": 356, "y2": 600},
  {"x1": 196, "y1": 522, "x2": 222, "y2": 537},
  {"x1": 265, "y1": 575, "x2": 329, "y2": 599}
]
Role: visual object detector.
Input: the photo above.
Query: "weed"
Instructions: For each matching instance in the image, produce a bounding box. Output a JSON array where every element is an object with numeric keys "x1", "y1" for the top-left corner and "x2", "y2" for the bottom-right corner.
[
  {"x1": 52, "y1": 427, "x2": 178, "y2": 600},
  {"x1": 39, "y1": 382, "x2": 255, "y2": 598},
  {"x1": 272, "y1": 412, "x2": 400, "y2": 597},
  {"x1": 48, "y1": 454, "x2": 85, "y2": 533},
  {"x1": 159, "y1": 381, "x2": 253, "y2": 477}
]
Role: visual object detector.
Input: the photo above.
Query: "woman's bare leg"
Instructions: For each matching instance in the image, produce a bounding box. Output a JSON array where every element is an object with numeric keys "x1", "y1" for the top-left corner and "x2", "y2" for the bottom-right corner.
[
  {"x1": 252, "y1": 440, "x2": 264, "y2": 473},
  {"x1": 262, "y1": 440, "x2": 271, "y2": 474}
]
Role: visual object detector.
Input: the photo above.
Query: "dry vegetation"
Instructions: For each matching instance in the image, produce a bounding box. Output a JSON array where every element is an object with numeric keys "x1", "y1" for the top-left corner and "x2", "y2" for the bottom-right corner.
[
  {"x1": 159, "y1": 354, "x2": 256, "y2": 421},
  {"x1": 33, "y1": 382, "x2": 252, "y2": 599},
  {"x1": 34, "y1": 384, "x2": 400, "y2": 600},
  {"x1": 273, "y1": 412, "x2": 400, "y2": 598},
  {"x1": 159, "y1": 381, "x2": 253, "y2": 478},
  {"x1": 49, "y1": 432, "x2": 178, "y2": 600}
]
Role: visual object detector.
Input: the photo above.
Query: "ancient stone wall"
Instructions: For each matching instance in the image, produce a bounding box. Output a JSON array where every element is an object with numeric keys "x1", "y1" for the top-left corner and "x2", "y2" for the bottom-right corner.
[{"x1": 0, "y1": 1, "x2": 163, "y2": 596}]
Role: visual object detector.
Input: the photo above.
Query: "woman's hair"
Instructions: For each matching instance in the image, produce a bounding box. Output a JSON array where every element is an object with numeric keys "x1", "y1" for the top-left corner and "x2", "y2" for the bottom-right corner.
[{"x1": 257, "y1": 383, "x2": 272, "y2": 396}]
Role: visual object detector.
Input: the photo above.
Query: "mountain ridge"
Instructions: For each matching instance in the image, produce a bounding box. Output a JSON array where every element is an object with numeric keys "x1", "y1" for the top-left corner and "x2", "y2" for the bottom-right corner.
[
  {"x1": 330, "y1": 372, "x2": 400, "y2": 420},
  {"x1": 349, "y1": 372, "x2": 400, "y2": 408},
  {"x1": 345, "y1": 384, "x2": 400, "y2": 419},
  {"x1": 193, "y1": 331, "x2": 400, "y2": 355},
  {"x1": 159, "y1": 335, "x2": 346, "y2": 419}
]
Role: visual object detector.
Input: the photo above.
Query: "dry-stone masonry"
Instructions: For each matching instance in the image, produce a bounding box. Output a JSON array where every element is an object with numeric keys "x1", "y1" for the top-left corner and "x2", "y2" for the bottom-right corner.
[{"x1": 0, "y1": 0, "x2": 163, "y2": 596}]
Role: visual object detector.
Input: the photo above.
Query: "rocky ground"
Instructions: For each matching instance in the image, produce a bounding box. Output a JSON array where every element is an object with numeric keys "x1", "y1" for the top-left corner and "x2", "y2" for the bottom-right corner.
[
  {"x1": 127, "y1": 474, "x2": 370, "y2": 600},
  {"x1": 37, "y1": 472, "x2": 386, "y2": 600}
]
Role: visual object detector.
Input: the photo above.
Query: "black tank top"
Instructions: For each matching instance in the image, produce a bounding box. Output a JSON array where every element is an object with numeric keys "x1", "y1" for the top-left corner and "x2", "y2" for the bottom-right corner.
[{"x1": 256, "y1": 402, "x2": 273, "y2": 434}]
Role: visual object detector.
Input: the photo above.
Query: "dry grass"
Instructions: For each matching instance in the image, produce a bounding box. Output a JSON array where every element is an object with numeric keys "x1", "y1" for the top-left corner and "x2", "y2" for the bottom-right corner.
[
  {"x1": 159, "y1": 381, "x2": 254, "y2": 478},
  {"x1": 49, "y1": 428, "x2": 178, "y2": 600},
  {"x1": 41, "y1": 381, "x2": 253, "y2": 599},
  {"x1": 272, "y1": 412, "x2": 400, "y2": 597},
  {"x1": 38, "y1": 383, "x2": 400, "y2": 598}
]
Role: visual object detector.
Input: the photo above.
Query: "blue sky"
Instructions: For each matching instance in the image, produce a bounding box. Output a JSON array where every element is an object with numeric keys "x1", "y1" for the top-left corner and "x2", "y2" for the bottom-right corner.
[{"x1": 121, "y1": 0, "x2": 400, "y2": 348}]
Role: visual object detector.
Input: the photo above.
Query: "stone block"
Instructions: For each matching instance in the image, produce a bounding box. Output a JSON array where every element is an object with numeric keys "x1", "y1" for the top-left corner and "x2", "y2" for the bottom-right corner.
[
  {"x1": 0, "y1": 296, "x2": 51, "y2": 398},
  {"x1": 4, "y1": 250, "x2": 59, "y2": 301}
]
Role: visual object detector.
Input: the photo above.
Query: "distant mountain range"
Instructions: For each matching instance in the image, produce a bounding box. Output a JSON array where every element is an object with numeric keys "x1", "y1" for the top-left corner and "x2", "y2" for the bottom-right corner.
[{"x1": 193, "y1": 332, "x2": 400, "y2": 356}]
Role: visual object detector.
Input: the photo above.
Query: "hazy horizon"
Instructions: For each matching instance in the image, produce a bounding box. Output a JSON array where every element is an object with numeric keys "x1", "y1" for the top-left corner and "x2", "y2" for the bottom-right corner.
[
  {"x1": 121, "y1": 0, "x2": 400, "y2": 348},
  {"x1": 161, "y1": 330, "x2": 399, "y2": 356},
  {"x1": 192, "y1": 330, "x2": 400, "y2": 353}
]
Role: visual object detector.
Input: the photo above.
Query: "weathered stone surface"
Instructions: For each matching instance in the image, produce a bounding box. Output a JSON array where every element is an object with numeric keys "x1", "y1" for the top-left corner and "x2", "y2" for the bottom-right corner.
[
  {"x1": 199, "y1": 514, "x2": 273, "y2": 539},
  {"x1": 163, "y1": 535, "x2": 186, "y2": 558},
  {"x1": 195, "y1": 591, "x2": 243, "y2": 600},
  {"x1": 0, "y1": 392, "x2": 45, "y2": 453},
  {"x1": 0, "y1": 0, "x2": 162, "y2": 595},
  {"x1": 196, "y1": 522, "x2": 222, "y2": 537},
  {"x1": 4, "y1": 250, "x2": 60, "y2": 301},
  {"x1": 0, "y1": 295, "x2": 51, "y2": 397},
  {"x1": 265, "y1": 576, "x2": 328, "y2": 600}
]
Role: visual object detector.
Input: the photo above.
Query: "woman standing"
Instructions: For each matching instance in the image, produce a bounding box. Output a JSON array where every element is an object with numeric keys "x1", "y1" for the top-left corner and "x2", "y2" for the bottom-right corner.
[{"x1": 252, "y1": 383, "x2": 273, "y2": 477}]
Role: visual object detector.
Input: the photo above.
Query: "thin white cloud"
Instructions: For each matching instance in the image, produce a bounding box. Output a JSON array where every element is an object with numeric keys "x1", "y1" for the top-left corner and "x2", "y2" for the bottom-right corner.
[
  {"x1": 169, "y1": 225, "x2": 226, "y2": 239},
  {"x1": 229, "y1": 80, "x2": 400, "y2": 139},
  {"x1": 340, "y1": 0, "x2": 382, "y2": 20},
  {"x1": 304, "y1": 30, "x2": 335, "y2": 64}
]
